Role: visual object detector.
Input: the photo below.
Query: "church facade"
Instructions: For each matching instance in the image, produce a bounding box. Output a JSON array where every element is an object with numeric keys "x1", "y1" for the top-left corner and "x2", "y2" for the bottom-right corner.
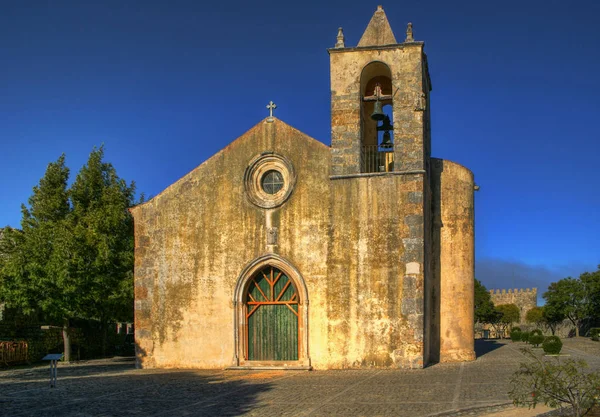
[{"x1": 131, "y1": 6, "x2": 476, "y2": 370}]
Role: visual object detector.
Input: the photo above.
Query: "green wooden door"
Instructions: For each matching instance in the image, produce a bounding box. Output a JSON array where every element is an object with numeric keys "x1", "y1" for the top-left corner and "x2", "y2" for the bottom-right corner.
[{"x1": 246, "y1": 266, "x2": 298, "y2": 361}]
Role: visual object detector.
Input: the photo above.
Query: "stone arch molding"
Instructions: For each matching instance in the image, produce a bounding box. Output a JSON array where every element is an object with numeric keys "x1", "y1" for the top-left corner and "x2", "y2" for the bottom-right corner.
[{"x1": 232, "y1": 254, "x2": 311, "y2": 369}]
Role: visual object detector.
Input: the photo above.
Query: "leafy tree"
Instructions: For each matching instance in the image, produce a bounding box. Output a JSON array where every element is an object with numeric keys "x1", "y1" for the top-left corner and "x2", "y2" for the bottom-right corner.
[
  {"x1": 474, "y1": 279, "x2": 496, "y2": 324},
  {"x1": 541, "y1": 305, "x2": 565, "y2": 336},
  {"x1": 525, "y1": 307, "x2": 544, "y2": 327},
  {"x1": 0, "y1": 148, "x2": 138, "y2": 360},
  {"x1": 68, "y1": 146, "x2": 136, "y2": 355},
  {"x1": 544, "y1": 278, "x2": 586, "y2": 337},
  {"x1": 580, "y1": 266, "x2": 600, "y2": 323},
  {"x1": 0, "y1": 156, "x2": 74, "y2": 358},
  {"x1": 493, "y1": 304, "x2": 521, "y2": 338}
]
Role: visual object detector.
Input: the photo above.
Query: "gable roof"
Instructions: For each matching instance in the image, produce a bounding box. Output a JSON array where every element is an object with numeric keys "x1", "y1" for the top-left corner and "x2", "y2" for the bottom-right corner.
[{"x1": 131, "y1": 117, "x2": 329, "y2": 211}]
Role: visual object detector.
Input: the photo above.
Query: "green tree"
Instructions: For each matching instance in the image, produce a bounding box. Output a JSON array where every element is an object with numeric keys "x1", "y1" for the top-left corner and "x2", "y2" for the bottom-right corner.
[
  {"x1": 542, "y1": 304, "x2": 566, "y2": 336},
  {"x1": 493, "y1": 304, "x2": 521, "y2": 338},
  {"x1": 0, "y1": 148, "x2": 138, "y2": 360},
  {"x1": 580, "y1": 266, "x2": 600, "y2": 323},
  {"x1": 0, "y1": 155, "x2": 75, "y2": 359},
  {"x1": 544, "y1": 278, "x2": 586, "y2": 337},
  {"x1": 525, "y1": 307, "x2": 544, "y2": 327},
  {"x1": 474, "y1": 279, "x2": 496, "y2": 324},
  {"x1": 68, "y1": 146, "x2": 136, "y2": 355}
]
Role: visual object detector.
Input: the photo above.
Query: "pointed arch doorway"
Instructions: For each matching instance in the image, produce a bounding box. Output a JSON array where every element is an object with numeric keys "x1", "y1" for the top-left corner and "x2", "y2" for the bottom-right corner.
[
  {"x1": 246, "y1": 266, "x2": 298, "y2": 361},
  {"x1": 232, "y1": 255, "x2": 311, "y2": 369}
]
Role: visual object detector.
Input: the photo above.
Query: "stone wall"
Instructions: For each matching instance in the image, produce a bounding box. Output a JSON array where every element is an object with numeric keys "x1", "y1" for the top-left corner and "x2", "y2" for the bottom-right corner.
[
  {"x1": 132, "y1": 118, "x2": 433, "y2": 369},
  {"x1": 326, "y1": 172, "x2": 426, "y2": 368},
  {"x1": 431, "y1": 159, "x2": 476, "y2": 363},
  {"x1": 489, "y1": 288, "x2": 537, "y2": 323}
]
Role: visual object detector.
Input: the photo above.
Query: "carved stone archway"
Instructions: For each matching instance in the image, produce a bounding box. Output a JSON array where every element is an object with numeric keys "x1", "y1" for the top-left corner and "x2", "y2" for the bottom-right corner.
[{"x1": 232, "y1": 255, "x2": 310, "y2": 369}]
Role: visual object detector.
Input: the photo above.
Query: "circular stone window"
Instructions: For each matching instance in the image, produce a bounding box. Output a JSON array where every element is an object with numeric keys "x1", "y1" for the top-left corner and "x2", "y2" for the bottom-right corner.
[
  {"x1": 244, "y1": 153, "x2": 296, "y2": 208},
  {"x1": 261, "y1": 170, "x2": 284, "y2": 194}
]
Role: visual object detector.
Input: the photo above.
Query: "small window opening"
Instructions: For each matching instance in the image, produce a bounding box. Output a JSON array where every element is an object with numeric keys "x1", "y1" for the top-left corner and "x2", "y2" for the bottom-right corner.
[{"x1": 261, "y1": 170, "x2": 284, "y2": 194}]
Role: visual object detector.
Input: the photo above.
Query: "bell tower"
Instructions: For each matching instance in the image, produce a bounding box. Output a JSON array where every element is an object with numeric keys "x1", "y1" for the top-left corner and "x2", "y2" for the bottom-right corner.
[{"x1": 329, "y1": 6, "x2": 431, "y2": 176}]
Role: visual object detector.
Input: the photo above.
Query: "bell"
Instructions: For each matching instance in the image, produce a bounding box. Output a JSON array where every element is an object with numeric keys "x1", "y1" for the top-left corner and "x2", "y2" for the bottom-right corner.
[
  {"x1": 380, "y1": 130, "x2": 393, "y2": 148},
  {"x1": 378, "y1": 115, "x2": 393, "y2": 132},
  {"x1": 371, "y1": 100, "x2": 385, "y2": 121}
]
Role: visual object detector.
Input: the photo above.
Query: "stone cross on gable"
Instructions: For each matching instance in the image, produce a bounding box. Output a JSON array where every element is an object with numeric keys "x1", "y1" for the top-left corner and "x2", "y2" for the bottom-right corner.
[{"x1": 266, "y1": 101, "x2": 277, "y2": 122}]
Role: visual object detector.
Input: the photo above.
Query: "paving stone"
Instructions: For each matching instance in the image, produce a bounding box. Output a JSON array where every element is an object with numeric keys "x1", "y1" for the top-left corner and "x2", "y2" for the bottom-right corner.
[{"x1": 0, "y1": 339, "x2": 598, "y2": 417}]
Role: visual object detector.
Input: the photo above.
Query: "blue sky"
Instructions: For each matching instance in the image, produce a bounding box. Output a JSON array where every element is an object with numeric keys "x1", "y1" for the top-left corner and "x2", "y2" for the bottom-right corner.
[{"x1": 1, "y1": 1, "x2": 598, "y2": 300}]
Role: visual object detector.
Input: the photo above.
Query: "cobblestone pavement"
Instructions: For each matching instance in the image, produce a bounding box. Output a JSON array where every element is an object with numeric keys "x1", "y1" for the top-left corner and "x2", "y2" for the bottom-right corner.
[{"x1": 1, "y1": 338, "x2": 599, "y2": 417}]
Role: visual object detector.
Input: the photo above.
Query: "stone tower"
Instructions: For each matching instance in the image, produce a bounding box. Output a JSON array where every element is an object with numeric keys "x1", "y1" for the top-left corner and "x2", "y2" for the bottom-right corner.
[
  {"x1": 490, "y1": 288, "x2": 538, "y2": 324},
  {"x1": 327, "y1": 6, "x2": 475, "y2": 365},
  {"x1": 329, "y1": 5, "x2": 431, "y2": 176}
]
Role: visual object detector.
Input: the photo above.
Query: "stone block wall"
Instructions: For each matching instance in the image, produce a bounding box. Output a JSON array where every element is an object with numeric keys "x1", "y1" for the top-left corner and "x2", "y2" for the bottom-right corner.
[
  {"x1": 326, "y1": 172, "x2": 426, "y2": 368},
  {"x1": 490, "y1": 288, "x2": 538, "y2": 324}
]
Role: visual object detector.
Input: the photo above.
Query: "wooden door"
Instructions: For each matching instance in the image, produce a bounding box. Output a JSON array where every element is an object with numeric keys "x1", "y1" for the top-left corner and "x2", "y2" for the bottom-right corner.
[{"x1": 245, "y1": 266, "x2": 298, "y2": 361}]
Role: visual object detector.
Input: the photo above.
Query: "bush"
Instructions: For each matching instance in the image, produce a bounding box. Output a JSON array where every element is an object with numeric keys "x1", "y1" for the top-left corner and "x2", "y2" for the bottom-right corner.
[
  {"x1": 521, "y1": 331, "x2": 530, "y2": 343},
  {"x1": 511, "y1": 329, "x2": 522, "y2": 342},
  {"x1": 509, "y1": 348, "x2": 600, "y2": 417},
  {"x1": 530, "y1": 329, "x2": 543, "y2": 337},
  {"x1": 512, "y1": 326, "x2": 522, "y2": 332},
  {"x1": 543, "y1": 336, "x2": 563, "y2": 355},
  {"x1": 529, "y1": 333, "x2": 545, "y2": 347},
  {"x1": 590, "y1": 328, "x2": 600, "y2": 342}
]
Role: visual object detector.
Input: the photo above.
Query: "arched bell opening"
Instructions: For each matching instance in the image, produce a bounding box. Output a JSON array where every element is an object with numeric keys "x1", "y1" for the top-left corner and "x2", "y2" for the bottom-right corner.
[
  {"x1": 360, "y1": 61, "x2": 395, "y2": 173},
  {"x1": 232, "y1": 255, "x2": 310, "y2": 368}
]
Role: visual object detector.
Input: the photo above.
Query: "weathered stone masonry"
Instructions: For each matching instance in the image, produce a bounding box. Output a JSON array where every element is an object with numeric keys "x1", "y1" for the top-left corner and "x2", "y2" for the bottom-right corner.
[
  {"x1": 490, "y1": 288, "x2": 538, "y2": 324},
  {"x1": 131, "y1": 6, "x2": 476, "y2": 370}
]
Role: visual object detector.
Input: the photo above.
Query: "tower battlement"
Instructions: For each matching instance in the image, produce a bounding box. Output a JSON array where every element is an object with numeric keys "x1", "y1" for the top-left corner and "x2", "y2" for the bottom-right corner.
[
  {"x1": 489, "y1": 288, "x2": 537, "y2": 295},
  {"x1": 489, "y1": 287, "x2": 538, "y2": 323}
]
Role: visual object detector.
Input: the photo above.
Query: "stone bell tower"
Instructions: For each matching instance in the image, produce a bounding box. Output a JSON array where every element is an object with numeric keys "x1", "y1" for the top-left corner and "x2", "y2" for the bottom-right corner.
[
  {"x1": 329, "y1": 5, "x2": 431, "y2": 176},
  {"x1": 324, "y1": 6, "x2": 437, "y2": 368}
]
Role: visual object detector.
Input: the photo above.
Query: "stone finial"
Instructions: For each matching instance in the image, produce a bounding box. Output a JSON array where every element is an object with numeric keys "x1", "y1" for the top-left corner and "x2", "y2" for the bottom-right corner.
[
  {"x1": 335, "y1": 27, "x2": 345, "y2": 48},
  {"x1": 405, "y1": 22, "x2": 414, "y2": 42}
]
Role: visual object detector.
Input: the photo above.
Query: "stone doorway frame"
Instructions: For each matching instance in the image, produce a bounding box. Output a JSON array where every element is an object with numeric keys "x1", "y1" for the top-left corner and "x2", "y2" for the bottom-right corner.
[{"x1": 232, "y1": 254, "x2": 311, "y2": 369}]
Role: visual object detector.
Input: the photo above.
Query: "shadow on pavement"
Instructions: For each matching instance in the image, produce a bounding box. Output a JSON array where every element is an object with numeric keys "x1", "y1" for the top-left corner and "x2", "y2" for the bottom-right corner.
[
  {"x1": 1, "y1": 362, "x2": 274, "y2": 417},
  {"x1": 474, "y1": 339, "x2": 505, "y2": 358}
]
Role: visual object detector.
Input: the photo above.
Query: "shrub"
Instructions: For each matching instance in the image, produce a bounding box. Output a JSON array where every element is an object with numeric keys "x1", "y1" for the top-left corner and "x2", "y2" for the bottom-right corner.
[
  {"x1": 521, "y1": 331, "x2": 530, "y2": 343},
  {"x1": 530, "y1": 329, "x2": 543, "y2": 337},
  {"x1": 511, "y1": 329, "x2": 522, "y2": 342},
  {"x1": 509, "y1": 348, "x2": 600, "y2": 417},
  {"x1": 512, "y1": 326, "x2": 522, "y2": 332},
  {"x1": 529, "y1": 333, "x2": 545, "y2": 347},
  {"x1": 543, "y1": 336, "x2": 563, "y2": 355},
  {"x1": 590, "y1": 328, "x2": 600, "y2": 342}
]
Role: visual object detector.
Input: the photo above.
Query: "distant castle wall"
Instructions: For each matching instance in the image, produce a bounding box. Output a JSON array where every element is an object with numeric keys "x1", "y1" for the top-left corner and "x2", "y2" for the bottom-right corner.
[{"x1": 489, "y1": 288, "x2": 537, "y2": 324}]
